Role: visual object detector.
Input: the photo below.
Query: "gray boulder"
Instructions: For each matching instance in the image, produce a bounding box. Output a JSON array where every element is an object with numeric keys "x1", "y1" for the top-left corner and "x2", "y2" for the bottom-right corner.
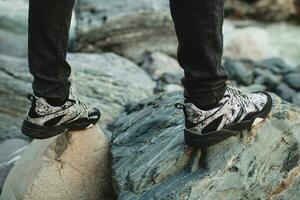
[
  {"x1": 75, "y1": 0, "x2": 177, "y2": 63},
  {"x1": 110, "y1": 92, "x2": 300, "y2": 200},
  {"x1": 0, "y1": 53, "x2": 155, "y2": 140},
  {"x1": 69, "y1": 53, "x2": 155, "y2": 123}
]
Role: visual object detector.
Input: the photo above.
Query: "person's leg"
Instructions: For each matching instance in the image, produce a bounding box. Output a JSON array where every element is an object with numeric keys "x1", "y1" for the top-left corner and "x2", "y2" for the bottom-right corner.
[
  {"x1": 28, "y1": 0, "x2": 74, "y2": 103},
  {"x1": 23, "y1": 0, "x2": 101, "y2": 139},
  {"x1": 170, "y1": 0, "x2": 272, "y2": 149},
  {"x1": 169, "y1": 0, "x2": 227, "y2": 108}
]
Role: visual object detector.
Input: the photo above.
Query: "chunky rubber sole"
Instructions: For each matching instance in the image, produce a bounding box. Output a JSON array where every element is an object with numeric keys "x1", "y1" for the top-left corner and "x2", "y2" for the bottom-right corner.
[
  {"x1": 21, "y1": 116, "x2": 100, "y2": 139},
  {"x1": 184, "y1": 92, "x2": 273, "y2": 148}
]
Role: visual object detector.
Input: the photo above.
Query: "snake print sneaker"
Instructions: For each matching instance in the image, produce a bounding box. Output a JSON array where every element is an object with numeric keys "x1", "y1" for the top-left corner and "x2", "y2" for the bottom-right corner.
[
  {"x1": 176, "y1": 84, "x2": 272, "y2": 148},
  {"x1": 22, "y1": 93, "x2": 101, "y2": 139}
]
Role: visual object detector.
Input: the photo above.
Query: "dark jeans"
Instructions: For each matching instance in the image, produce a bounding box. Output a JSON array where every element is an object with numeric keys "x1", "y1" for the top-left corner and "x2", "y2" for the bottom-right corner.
[{"x1": 28, "y1": 0, "x2": 227, "y2": 106}]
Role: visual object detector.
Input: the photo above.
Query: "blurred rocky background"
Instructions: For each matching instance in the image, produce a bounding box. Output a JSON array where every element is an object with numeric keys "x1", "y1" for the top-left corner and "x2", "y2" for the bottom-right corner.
[{"x1": 1, "y1": 0, "x2": 300, "y2": 199}]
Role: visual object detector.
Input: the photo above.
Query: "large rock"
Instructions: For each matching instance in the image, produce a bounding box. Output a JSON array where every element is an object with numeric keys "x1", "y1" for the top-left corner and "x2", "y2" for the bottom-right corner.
[
  {"x1": 69, "y1": 53, "x2": 155, "y2": 123},
  {"x1": 110, "y1": 92, "x2": 300, "y2": 200},
  {"x1": 1, "y1": 126, "x2": 116, "y2": 200},
  {"x1": 224, "y1": 0, "x2": 299, "y2": 21},
  {"x1": 0, "y1": 53, "x2": 155, "y2": 140},
  {"x1": 0, "y1": 139, "x2": 29, "y2": 193},
  {"x1": 75, "y1": 0, "x2": 177, "y2": 63},
  {"x1": 0, "y1": 55, "x2": 32, "y2": 140}
]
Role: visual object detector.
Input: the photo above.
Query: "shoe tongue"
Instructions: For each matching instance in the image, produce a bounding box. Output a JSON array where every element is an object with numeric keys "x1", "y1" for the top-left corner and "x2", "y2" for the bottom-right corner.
[{"x1": 68, "y1": 92, "x2": 78, "y2": 102}]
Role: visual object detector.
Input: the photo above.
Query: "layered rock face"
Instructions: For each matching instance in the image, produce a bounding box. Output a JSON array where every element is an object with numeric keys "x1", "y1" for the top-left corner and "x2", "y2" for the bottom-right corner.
[
  {"x1": 1, "y1": 126, "x2": 115, "y2": 200},
  {"x1": 75, "y1": 0, "x2": 176, "y2": 63},
  {"x1": 110, "y1": 92, "x2": 300, "y2": 200}
]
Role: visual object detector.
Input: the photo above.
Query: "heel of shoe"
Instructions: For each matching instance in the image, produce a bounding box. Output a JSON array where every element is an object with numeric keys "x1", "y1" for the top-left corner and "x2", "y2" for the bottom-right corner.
[
  {"x1": 184, "y1": 129, "x2": 240, "y2": 148},
  {"x1": 22, "y1": 120, "x2": 67, "y2": 139}
]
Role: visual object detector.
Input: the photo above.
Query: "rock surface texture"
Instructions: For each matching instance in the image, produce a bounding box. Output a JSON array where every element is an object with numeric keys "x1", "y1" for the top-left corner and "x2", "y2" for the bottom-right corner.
[
  {"x1": 110, "y1": 92, "x2": 300, "y2": 200},
  {"x1": 69, "y1": 53, "x2": 155, "y2": 123},
  {"x1": 75, "y1": 0, "x2": 177, "y2": 63},
  {"x1": 1, "y1": 126, "x2": 115, "y2": 200}
]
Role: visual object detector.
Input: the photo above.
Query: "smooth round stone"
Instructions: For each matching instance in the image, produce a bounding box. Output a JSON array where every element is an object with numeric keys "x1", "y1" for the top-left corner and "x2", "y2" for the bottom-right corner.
[
  {"x1": 254, "y1": 68, "x2": 282, "y2": 88},
  {"x1": 283, "y1": 73, "x2": 300, "y2": 90},
  {"x1": 224, "y1": 60, "x2": 254, "y2": 85},
  {"x1": 275, "y1": 83, "x2": 297, "y2": 102},
  {"x1": 254, "y1": 58, "x2": 294, "y2": 75}
]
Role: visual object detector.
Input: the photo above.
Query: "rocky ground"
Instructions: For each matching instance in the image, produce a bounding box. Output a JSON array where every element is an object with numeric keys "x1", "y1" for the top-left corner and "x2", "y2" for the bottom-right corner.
[
  {"x1": 1, "y1": 0, "x2": 300, "y2": 199},
  {"x1": 110, "y1": 92, "x2": 300, "y2": 200}
]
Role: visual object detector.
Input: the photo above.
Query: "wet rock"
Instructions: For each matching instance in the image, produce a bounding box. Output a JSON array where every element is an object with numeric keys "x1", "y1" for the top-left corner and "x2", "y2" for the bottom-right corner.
[
  {"x1": 1, "y1": 127, "x2": 116, "y2": 200},
  {"x1": 283, "y1": 73, "x2": 300, "y2": 90},
  {"x1": 75, "y1": 0, "x2": 177, "y2": 63},
  {"x1": 224, "y1": 59, "x2": 254, "y2": 85},
  {"x1": 110, "y1": 92, "x2": 300, "y2": 200},
  {"x1": 0, "y1": 138, "x2": 29, "y2": 193}
]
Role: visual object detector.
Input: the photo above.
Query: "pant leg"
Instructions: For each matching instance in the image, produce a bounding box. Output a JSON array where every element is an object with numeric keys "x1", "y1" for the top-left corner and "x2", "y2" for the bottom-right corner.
[
  {"x1": 28, "y1": 0, "x2": 74, "y2": 101},
  {"x1": 169, "y1": 0, "x2": 227, "y2": 106}
]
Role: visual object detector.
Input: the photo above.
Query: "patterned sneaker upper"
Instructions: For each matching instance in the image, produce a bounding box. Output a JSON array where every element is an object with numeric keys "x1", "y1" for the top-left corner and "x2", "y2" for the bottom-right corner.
[
  {"x1": 25, "y1": 93, "x2": 100, "y2": 127},
  {"x1": 180, "y1": 84, "x2": 270, "y2": 135}
]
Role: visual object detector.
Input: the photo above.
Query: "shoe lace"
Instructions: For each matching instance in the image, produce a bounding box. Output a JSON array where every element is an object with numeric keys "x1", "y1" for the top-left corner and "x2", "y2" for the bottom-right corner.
[{"x1": 226, "y1": 84, "x2": 251, "y2": 110}]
